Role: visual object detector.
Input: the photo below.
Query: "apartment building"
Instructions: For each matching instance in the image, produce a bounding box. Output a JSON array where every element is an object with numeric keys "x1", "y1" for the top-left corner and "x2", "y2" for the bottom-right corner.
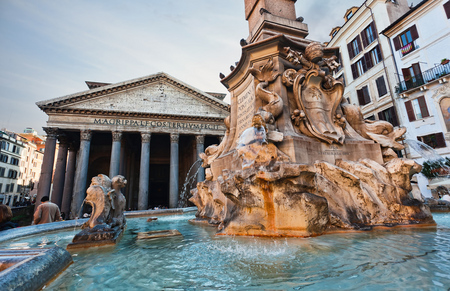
[
  {"x1": 327, "y1": 0, "x2": 410, "y2": 126},
  {"x1": 381, "y1": 0, "x2": 450, "y2": 195}
]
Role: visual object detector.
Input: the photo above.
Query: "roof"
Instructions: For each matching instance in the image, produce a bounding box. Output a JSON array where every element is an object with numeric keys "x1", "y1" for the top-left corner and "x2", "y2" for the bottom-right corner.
[{"x1": 37, "y1": 72, "x2": 230, "y2": 112}]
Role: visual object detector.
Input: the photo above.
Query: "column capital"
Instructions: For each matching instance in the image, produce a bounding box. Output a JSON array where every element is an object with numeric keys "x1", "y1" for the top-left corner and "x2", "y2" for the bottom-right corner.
[
  {"x1": 195, "y1": 135, "x2": 205, "y2": 145},
  {"x1": 112, "y1": 131, "x2": 122, "y2": 142},
  {"x1": 141, "y1": 132, "x2": 152, "y2": 143},
  {"x1": 57, "y1": 134, "x2": 69, "y2": 146},
  {"x1": 43, "y1": 127, "x2": 58, "y2": 138},
  {"x1": 170, "y1": 133, "x2": 179, "y2": 143},
  {"x1": 80, "y1": 130, "x2": 92, "y2": 141}
]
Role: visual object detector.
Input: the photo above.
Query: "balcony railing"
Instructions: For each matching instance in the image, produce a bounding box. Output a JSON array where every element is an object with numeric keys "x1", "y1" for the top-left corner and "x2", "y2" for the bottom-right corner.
[{"x1": 397, "y1": 62, "x2": 450, "y2": 93}]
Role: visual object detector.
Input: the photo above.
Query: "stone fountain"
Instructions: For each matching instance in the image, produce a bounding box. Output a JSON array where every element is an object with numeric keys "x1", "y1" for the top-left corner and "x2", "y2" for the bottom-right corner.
[
  {"x1": 189, "y1": 0, "x2": 434, "y2": 237},
  {"x1": 67, "y1": 174, "x2": 127, "y2": 249}
]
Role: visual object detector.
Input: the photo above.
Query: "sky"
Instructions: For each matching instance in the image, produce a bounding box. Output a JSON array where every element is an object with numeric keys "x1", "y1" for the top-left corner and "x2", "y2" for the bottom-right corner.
[{"x1": 0, "y1": 0, "x2": 414, "y2": 135}]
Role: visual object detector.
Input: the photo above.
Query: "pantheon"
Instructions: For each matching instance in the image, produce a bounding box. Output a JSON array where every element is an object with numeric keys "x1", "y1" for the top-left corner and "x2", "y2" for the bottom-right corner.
[{"x1": 36, "y1": 72, "x2": 229, "y2": 218}]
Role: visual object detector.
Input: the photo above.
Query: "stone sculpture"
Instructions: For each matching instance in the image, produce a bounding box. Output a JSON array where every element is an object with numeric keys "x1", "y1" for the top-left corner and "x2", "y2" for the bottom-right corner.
[
  {"x1": 67, "y1": 174, "x2": 127, "y2": 248},
  {"x1": 191, "y1": 40, "x2": 434, "y2": 238}
]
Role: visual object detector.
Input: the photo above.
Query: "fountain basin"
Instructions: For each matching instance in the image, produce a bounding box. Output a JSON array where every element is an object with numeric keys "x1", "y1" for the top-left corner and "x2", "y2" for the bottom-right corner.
[{"x1": 0, "y1": 212, "x2": 449, "y2": 290}]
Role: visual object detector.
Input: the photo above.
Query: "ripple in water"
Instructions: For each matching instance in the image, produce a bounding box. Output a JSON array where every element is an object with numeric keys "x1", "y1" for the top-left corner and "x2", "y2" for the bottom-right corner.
[{"x1": 0, "y1": 213, "x2": 449, "y2": 290}]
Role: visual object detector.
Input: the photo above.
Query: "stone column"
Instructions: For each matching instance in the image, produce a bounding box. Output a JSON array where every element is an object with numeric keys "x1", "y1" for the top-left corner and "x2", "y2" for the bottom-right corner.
[
  {"x1": 50, "y1": 135, "x2": 69, "y2": 208},
  {"x1": 70, "y1": 130, "x2": 92, "y2": 219},
  {"x1": 35, "y1": 127, "x2": 58, "y2": 210},
  {"x1": 169, "y1": 133, "x2": 179, "y2": 208},
  {"x1": 196, "y1": 135, "x2": 205, "y2": 183},
  {"x1": 109, "y1": 131, "x2": 122, "y2": 178},
  {"x1": 61, "y1": 143, "x2": 77, "y2": 218},
  {"x1": 138, "y1": 132, "x2": 151, "y2": 210}
]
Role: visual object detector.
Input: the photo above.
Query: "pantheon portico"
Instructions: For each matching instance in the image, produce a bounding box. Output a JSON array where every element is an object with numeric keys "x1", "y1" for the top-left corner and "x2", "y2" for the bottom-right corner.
[{"x1": 36, "y1": 72, "x2": 229, "y2": 218}]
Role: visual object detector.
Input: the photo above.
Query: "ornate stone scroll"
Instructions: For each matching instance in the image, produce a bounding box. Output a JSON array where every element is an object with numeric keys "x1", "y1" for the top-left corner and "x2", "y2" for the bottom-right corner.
[{"x1": 283, "y1": 43, "x2": 345, "y2": 144}]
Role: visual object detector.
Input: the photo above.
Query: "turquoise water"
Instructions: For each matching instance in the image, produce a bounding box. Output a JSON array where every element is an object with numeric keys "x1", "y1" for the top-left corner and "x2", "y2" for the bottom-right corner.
[{"x1": 1, "y1": 213, "x2": 450, "y2": 290}]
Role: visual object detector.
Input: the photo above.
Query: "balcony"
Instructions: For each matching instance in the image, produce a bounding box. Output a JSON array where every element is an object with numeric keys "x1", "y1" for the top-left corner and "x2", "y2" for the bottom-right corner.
[{"x1": 397, "y1": 62, "x2": 450, "y2": 93}]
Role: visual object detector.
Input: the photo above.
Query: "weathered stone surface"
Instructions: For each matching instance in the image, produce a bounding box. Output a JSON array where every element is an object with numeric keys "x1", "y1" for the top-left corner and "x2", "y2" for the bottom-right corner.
[{"x1": 0, "y1": 247, "x2": 72, "y2": 291}]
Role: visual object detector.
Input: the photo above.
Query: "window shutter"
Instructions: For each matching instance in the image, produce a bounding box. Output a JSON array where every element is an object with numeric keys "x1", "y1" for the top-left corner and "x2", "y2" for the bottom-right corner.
[
  {"x1": 410, "y1": 25, "x2": 419, "y2": 41},
  {"x1": 402, "y1": 68, "x2": 412, "y2": 80},
  {"x1": 347, "y1": 43, "x2": 354, "y2": 59},
  {"x1": 364, "y1": 52, "x2": 373, "y2": 70},
  {"x1": 370, "y1": 21, "x2": 378, "y2": 36},
  {"x1": 376, "y1": 45, "x2": 383, "y2": 61},
  {"x1": 436, "y1": 132, "x2": 446, "y2": 148},
  {"x1": 376, "y1": 76, "x2": 387, "y2": 97},
  {"x1": 444, "y1": 1, "x2": 450, "y2": 19},
  {"x1": 393, "y1": 36, "x2": 401, "y2": 51},
  {"x1": 405, "y1": 100, "x2": 416, "y2": 121},
  {"x1": 390, "y1": 106, "x2": 400, "y2": 127},
  {"x1": 357, "y1": 89, "x2": 365, "y2": 106},
  {"x1": 363, "y1": 86, "x2": 371, "y2": 105},
  {"x1": 361, "y1": 30, "x2": 368, "y2": 48},
  {"x1": 418, "y1": 96, "x2": 430, "y2": 118},
  {"x1": 356, "y1": 36, "x2": 362, "y2": 53},
  {"x1": 351, "y1": 63, "x2": 358, "y2": 79}
]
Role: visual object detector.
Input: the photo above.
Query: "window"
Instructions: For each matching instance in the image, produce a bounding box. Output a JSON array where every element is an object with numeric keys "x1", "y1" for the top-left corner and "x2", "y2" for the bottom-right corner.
[
  {"x1": 0, "y1": 154, "x2": 8, "y2": 163},
  {"x1": 0, "y1": 183, "x2": 2, "y2": 193},
  {"x1": 378, "y1": 107, "x2": 399, "y2": 127},
  {"x1": 10, "y1": 157, "x2": 19, "y2": 166},
  {"x1": 5, "y1": 184, "x2": 10, "y2": 193},
  {"x1": 357, "y1": 86, "x2": 371, "y2": 106},
  {"x1": 376, "y1": 76, "x2": 388, "y2": 97},
  {"x1": 351, "y1": 57, "x2": 366, "y2": 79},
  {"x1": 444, "y1": 1, "x2": 450, "y2": 19},
  {"x1": 393, "y1": 25, "x2": 419, "y2": 56},
  {"x1": 347, "y1": 36, "x2": 362, "y2": 59},
  {"x1": 402, "y1": 63, "x2": 424, "y2": 90},
  {"x1": 10, "y1": 184, "x2": 14, "y2": 193},
  {"x1": 346, "y1": 11, "x2": 353, "y2": 20},
  {"x1": 17, "y1": 185, "x2": 22, "y2": 193},
  {"x1": 0, "y1": 141, "x2": 8, "y2": 150},
  {"x1": 0, "y1": 167, "x2": 5, "y2": 177},
  {"x1": 418, "y1": 132, "x2": 446, "y2": 149},
  {"x1": 369, "y1": 45, "x2": 382, "y2": 66},
  {"x1": 405, "y1": 96, "x2": 429, "y2": 121},
  {"x1": 366, "y1": 115, "x2": 376, "y2": 121},
  {"x1": 361, "y1": 22, "x2": 377, "y2": 48},
  {"x1": 7, "y1": 170, "x2": 17, "y2": 179}
]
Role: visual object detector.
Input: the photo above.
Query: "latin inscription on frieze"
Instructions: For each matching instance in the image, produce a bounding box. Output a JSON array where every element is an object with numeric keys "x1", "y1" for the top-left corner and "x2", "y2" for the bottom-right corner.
[
  {"x1": 236, "y1": 80, "x2": 255, "y2": 138},
  {"x1": 93, "y1": 118, "x2": 222, "y2": 131}
]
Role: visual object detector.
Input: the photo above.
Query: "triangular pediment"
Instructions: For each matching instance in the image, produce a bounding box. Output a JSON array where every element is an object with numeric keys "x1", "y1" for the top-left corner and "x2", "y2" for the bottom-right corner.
[{"x1": 37, "y1": 73, "x2": 230, "y2": 119}]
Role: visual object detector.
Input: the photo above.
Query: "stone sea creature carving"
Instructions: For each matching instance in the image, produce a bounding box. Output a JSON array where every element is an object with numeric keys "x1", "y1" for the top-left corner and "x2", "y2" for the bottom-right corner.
[
  {"x1": 68, "y1": 174, "x2": 127, "y2": 248},
  {"x1": 82, "y1": 174, "x2": 127, "y2": 230},
  {"x1": 249, "y1": 58, "x2": 283, "y2": 121},
  {"x1": 284, "y1": 43, "x2": 345, "y2": 144},
  {"x1": 341, "y1": 102, "x2": 406, "y2": 151}
]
